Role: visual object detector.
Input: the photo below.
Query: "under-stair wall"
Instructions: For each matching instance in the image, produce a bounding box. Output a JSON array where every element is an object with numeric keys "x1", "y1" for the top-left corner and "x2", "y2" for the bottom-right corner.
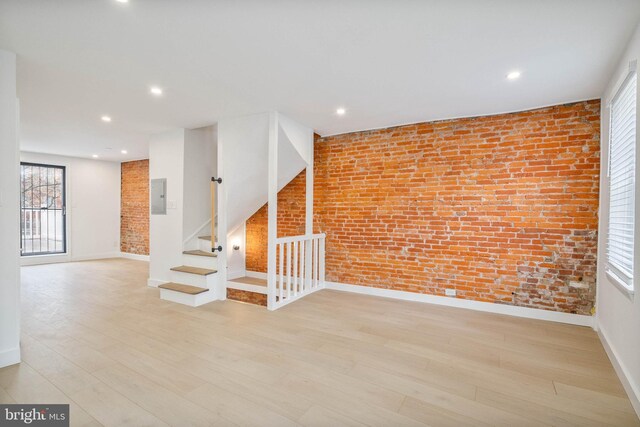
[
  {"x1": 182, "y1": 125, "x2": 217, "y2": 250},
  {"x1": 218, "y1": 112, "x2": 316, "y2": 309},
  {"x1": 148, "y1": 129, "x2": 186, "y2": 287}
]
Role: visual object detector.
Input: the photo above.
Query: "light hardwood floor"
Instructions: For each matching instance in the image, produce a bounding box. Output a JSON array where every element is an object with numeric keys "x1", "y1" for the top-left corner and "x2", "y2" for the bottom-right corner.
[{"x1": 2, "y1": 258, "x2": 638, "y2": 426}]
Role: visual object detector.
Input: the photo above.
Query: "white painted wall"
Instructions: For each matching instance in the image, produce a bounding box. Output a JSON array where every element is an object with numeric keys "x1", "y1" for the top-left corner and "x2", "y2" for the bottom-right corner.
[
  {"x1": 0, "y1": 50, "x2": 20, "y2": 368},
  {"x1": 183, "y1": 125, "x2": 216, "y2": 243},
  {"x1": 148, "y1": 129, "x2": 185, "y2": 286},
  {"x1": 597, "y1": 22, "x2": 640, "y2": 416},
  {"x1": 218, "y1": 112, "x2": 308, "y2": 233},
  {"x1": 19, "y1": 152, "x2": 121, "y2": 266},
  {"x1": 227, "y1": 223, "x2": 246, "y2": 279}
]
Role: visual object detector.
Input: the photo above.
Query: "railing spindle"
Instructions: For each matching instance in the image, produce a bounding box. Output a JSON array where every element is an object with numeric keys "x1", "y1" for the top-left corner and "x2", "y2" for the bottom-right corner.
[
  {"x1": 292, "y1": 241, "x2": 298, "y2": 295},
  {"x1": 299, "y1": 239, "x2": 305, "y2": 293},
  {"x1": 286, "y1": 242, "x2": 292, "y2": 299},
  {"x1": 279, "y1": 242, "x2": 284, "y2": 301},
  {"x1": 320, "y1": 237, "x2": 325, "y2": 286},
  {"x1": 314, "y1": 238, "x2": 319, "y2": 288}
]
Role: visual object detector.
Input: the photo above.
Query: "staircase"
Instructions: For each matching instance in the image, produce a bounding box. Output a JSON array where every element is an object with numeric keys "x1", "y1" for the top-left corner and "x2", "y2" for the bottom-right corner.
[
  {"x1": 157, "y1": 236, "x2": 219, "y2": 307},
  {"x1": 151, "y1": 112, "x2": 322, "y2": 310}
]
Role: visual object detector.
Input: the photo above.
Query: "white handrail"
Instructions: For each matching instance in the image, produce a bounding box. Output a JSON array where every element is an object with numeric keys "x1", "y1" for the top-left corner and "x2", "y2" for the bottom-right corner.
[{"x1": 275, "y1": 233, "x2": 326, "y2": 244}]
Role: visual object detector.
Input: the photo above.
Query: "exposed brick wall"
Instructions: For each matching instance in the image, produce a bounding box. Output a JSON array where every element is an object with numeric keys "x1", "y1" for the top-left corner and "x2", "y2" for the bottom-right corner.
[
  {"x1": 245, "y1": 170, "x2": 306, "y2": 272},
  {"x1": 246, "y1": 101, "x2": 600, "y2": 314},
  {"x1": 120, "y1": 160, "x2": 149, "y2": 255},
  {"x1": 227, "y1": 289, "x2": 268, "y2": 306}
]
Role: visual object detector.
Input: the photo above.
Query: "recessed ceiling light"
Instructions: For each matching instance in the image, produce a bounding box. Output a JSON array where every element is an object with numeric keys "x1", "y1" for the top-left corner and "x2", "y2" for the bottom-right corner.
[
  {"x1": 115, "y1": 0, "x2": 129, "y2": 3},
  {"x1": 121, "y1": 150, "x2": 128, "y2": 154},
  {"x1": 101, "y1": 115, "x2": 112, "y2": 122},
  {"x1": 150, "y1": 86, "x2": 163, "y2": 96},
  {"x1": 92, "y1": 154, "x2": 99, "y2": 158},
  {"x1": 507, "y1": 71, "x2": 521, "y2": 80},
  {"x1": 336, "y1": 107, "x2": 346, "y2": 115}
]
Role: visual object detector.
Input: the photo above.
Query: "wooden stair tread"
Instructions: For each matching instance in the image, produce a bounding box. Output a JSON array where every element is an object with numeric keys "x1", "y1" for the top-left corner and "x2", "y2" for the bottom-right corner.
[
  {"x1": 170, "y1": 265, "x2": 217, "y2": 276},
  {"x1": 158, "y1": 282, "x2": 208, "y2": 295},
  {"x1": 183, "y1": 250, "x2": 217, "y2": 258},
  {"x1": 198, "y1": 235, "x2": 212, "y2": 240},
  {"x1": 229, "y1": 277, "x2": 267, "y2": 287}
]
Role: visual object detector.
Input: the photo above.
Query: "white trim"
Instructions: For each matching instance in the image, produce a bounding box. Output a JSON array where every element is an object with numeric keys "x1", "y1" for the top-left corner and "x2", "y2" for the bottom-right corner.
[
  {"x1": 606, "y1": 269, "x2": 635, "y2": 299},
  {"x1": 607, "y1": 60, "x2": 638, "y2": 107},
  {"x1": 0, "y1": 347, "x2": 20, "y2": 368},
  {"x1": 226, "y1": 280, "x2": 267, "y2": 294},
  {"x1": 20, "y1": 253, "x2": 70, "y2": 266},
  {"x1": 71, "y1": 252, "x2": 120, "y2": 262},
  {"x1": 325, "y1": 281, "x2": 595, "y2": 328},
  {"x1": 120, "y1": 252, "x2": 150, "y2": 262},
  {"x1": 21, "y1": 251, "x2": 122, "y2": 266},
  {"x1": 147, "y1": 278, "x2": 165, "y2": 288},
  {"x1": 246, "y1": 270, "x2": 267, "y2": 280},
  {"x1": 598, "y1": 326, "x2": 640, "y2": 418}
]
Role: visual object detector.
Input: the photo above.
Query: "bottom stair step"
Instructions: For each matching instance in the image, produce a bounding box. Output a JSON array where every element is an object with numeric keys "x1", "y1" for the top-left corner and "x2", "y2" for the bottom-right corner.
[
  {"x1": 159, "y1": 282, "x2": 208, "y2": 295},
  {"x1": 227, "y1": 289, "x2": 267, "y2": 307}
]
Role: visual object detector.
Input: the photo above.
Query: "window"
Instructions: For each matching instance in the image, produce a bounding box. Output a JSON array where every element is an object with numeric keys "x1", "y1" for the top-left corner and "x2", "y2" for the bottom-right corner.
[
  {"x1": 607, "y1": 71, "x2": 637, "y2": 291},
  {"x1": 20, "y1": 162, "x2": 67, "y2": 256}
]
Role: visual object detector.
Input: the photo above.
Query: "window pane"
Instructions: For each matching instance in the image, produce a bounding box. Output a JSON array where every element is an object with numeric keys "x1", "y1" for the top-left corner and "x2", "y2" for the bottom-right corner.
[{"x1": 607, "y1": 72, "x2": 637, "y2": 286}]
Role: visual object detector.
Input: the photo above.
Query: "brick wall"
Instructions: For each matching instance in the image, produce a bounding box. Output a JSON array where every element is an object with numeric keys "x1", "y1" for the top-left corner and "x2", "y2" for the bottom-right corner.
[
  {"x1": 120, "y1": 160, "x2": 149, "y2": 255},
  {"x1": 246, "y1": 100, "x2": 600, "y2": 314},
  {"x1": 245, "y1": 169, "x2": 306, "y2": 272}
]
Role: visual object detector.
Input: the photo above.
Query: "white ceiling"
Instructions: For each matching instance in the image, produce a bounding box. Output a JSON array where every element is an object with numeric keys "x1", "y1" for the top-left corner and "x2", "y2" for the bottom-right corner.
[{"x1": 1, "y1": 1, "x2": 639, "y2": 162}]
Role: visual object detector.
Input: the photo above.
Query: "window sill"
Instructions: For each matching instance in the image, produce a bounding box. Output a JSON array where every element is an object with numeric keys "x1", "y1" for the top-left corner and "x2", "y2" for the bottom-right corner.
[
  {"x1": 605, "y1": 269, "x2": 635, "y2": 300},
  {"x1": 21, "y1": 252, "x2": 68, "y2": 258}
]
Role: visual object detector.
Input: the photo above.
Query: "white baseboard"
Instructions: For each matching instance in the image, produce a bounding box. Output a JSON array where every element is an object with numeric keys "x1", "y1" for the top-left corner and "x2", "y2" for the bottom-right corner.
[
  {"x1": 325, "y1": 281, "x2": 595, "y2": 328},
  {"x1": 246, "y1": 270, "x2": 267, "y2": 280},
  {"x1": 72, "y1": 252, "x2": 121, "y2": 262},
  {"x1": 0, "y1": 347, "x2": 21, "y2": 368},
  {"x1": 21, "y1": 252, "x2": 122, "y2": 266},
  {"x1": 147, "y1": 278, "x2": 165, "y2": 288},
  {"x1": 598, "y1": 326, "x2": 640, "y2": 417},
  {"x1": 20, "y1": 253, "x2": 70, "y2": 266},
  {"x1": 120, "y1": 252, "x2": 150, "y2": 262}
]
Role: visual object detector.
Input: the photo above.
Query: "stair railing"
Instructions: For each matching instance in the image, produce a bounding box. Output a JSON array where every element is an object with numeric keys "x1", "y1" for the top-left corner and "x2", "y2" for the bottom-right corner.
[
  {"x1": 210, "y1": 177, "x2": 222, "y2": 252},
  {"x1": 269, "y1": 233, "x2": 326, "y2": 310}
]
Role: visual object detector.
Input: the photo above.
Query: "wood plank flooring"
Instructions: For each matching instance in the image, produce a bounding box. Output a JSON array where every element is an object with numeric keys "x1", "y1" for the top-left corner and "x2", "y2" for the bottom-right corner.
[{"x1": 3, "y1": 258, "x2": 638, "y2": 426}]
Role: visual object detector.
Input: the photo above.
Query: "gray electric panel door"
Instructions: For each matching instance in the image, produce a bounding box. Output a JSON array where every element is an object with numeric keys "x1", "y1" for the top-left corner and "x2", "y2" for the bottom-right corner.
[{"x1": 151, "y1": 178, "x2": 167, "y2": 215}]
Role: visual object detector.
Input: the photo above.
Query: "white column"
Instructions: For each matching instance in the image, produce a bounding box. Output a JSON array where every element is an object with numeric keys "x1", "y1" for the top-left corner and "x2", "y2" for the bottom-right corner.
[
  {"x1": 216, "y1": 126, "x2": 228, "y2": 298},
  {"x1": 267, "y1": 112, "x2": 279, "y2": 309},
  {"x1": 305, "y1": 132, "x2": 314, "y2": 290},
  {"x1": 0, "y1": 50, "x2": 20, "y2": 368}
]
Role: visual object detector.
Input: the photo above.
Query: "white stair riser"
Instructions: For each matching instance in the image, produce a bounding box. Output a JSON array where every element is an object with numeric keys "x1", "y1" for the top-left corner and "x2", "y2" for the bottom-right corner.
[
  {"x1": 170, "y1": 270, "x2": 217, "y2": 289},
  {"x1": 226, "y1": 280, "x2": 268, "y2": 295},
  {"x1": 159, "y1": 288, "x2": 217, "y2": 307},
  {"x1": 198, "y1": 239, "x2": 212, "y2": 252},
  {"x1": 182, "y1": 254, "x2": 218, "y2": 270}
]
